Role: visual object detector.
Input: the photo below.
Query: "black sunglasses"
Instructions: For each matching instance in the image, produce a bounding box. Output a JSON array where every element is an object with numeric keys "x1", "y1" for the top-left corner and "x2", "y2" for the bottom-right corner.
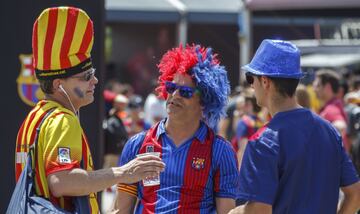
[
  {"x1": 165, "y1": 81, "x2": 199, "y2": 99},
  {"x1": 71, "y1": 68, "x2": 96, "y2": 82},
  {"x1": 245, "y1": 74, "x2": 260, "y2": 85}
]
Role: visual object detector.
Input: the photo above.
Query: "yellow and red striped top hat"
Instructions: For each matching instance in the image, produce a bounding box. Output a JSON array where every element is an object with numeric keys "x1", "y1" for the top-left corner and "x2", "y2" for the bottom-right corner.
[{"x1": 32, "y1": 6, "x2": 94, "y2": 80}]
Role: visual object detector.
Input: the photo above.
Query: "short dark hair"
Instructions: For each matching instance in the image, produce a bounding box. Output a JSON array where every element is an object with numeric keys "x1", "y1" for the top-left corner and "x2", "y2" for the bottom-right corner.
[
  {"x1": 39, "y1": 79, "x2": 54, "y2": 94},
  {"x1": 266, "y1": 76, "x2": 299, "y2": 97},
  {"x1": 316, "y1": 69, "x2": 340, "y2": 93}
]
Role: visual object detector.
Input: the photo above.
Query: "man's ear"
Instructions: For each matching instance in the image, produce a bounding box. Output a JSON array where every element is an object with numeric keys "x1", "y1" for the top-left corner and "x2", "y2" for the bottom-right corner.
[
  {"x1": 53, "y1": 79, "x2": 62, "y2": 92},
  {"x1": 261, "y1": 76, "x2": 271, "y2": 90}
]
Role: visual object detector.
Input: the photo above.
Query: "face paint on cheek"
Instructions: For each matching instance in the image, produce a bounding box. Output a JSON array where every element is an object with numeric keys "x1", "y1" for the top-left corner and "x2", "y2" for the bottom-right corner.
[{"x1": 74, "y1": 87, "x2": 84, "y2": 98}]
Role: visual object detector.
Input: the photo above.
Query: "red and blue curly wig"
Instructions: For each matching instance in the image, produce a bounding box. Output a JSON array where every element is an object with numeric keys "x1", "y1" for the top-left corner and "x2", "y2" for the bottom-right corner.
[{"x1": 156, "y1": 44, "x2": 230, "y2": 129}]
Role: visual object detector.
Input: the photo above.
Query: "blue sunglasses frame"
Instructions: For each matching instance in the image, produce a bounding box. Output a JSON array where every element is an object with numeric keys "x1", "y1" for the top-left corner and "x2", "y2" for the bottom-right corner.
[{"x1": 165, "y1": 81, "x2": 199, "y2": 99}]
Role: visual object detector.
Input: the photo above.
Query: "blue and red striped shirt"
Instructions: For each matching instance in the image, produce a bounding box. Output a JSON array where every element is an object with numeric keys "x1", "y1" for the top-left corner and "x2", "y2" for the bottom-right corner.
[{"x1": 118, "y1": 119, "x2": 239, "y2": 213}]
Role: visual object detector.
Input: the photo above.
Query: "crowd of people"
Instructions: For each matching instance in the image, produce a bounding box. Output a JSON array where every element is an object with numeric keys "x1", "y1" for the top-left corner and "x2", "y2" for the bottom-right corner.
[
  {"x1": 102, "y1": 81, "x2": 167, "y2": 162},
  {"x1": 104, "y1": 51, "x2": 360, "y2": 181},
  {"x1": 101, "y1": 41, "x2": 360, "y2": 213},
  {"x1": 9, "y1": 6, "x2": 360, "y2": 214}
]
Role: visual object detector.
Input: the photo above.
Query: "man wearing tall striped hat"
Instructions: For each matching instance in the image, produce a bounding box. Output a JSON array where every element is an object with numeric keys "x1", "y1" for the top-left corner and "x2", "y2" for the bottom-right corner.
[{"x1": 14, "y1": 6, "x2": 165, "y2": 213}]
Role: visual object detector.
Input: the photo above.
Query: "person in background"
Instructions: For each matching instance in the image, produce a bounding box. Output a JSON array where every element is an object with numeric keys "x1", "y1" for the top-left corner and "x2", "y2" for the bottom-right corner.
[
  {"x1": 102, "y1": 94, "x2": 130, "y2": 213},
  {"x1": 144, "y1": 88, "x2": 167, "y2": 126},
  {"x1": 145, "y1": 95, "x2": 167, "y2": 125},
  {"x1": 124, "y1": 95, "x2": 151, "y2": 137},
  {"x1": 103, "y1": 94, "x2": 129, "y2": 168},
  {"x1": 295, "y1": 84, "x2": 311, "y2": 109},
  {"x1": 344, "y1": 84, "x2": 360, "y2": 176},
  {"x1": 306, "y1": 84, "x2": 321, "y2": 112},
  {"x1": 232, "y1": 89, "x2": 263, "y2": 167},
  {"x1": 218, "y1": 86, "x2": 243, "y2": 141},
  {"x1": 313, "y1": 69, "x2": 350, "y2": 152},
  {"x1": 103, "y1": 79, "x2": 124, "y2": 115},
  {"x1": 231, "y1": 95, "x2": 245, "y2": 135}
]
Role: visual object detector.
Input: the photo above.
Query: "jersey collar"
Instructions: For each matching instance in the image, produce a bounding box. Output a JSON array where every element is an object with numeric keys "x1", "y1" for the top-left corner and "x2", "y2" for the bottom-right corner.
[{"x1": 156, "y1": 119, "x2": 208, "y2": 144}]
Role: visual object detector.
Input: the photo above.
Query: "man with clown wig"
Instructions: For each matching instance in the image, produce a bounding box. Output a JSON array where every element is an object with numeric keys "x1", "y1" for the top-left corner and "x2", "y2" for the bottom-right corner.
[{"x1": 114, "y1": 44, "x2": 239, "y2": 213}]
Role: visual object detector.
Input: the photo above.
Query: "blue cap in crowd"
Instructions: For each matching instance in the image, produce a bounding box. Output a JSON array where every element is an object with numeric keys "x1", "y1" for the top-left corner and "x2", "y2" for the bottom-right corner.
[{"x1": 242, "y1": 39, "x2": 303, "y2": 79}]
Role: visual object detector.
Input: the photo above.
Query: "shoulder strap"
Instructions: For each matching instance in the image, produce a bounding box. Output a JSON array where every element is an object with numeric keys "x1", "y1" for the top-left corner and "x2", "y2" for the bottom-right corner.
[
  {"x1": 23, "y1": 108, "x2": 56, "y2": 197},
  {"x1": 29, "y1": 108, "x2": 56, "y2": 172}
]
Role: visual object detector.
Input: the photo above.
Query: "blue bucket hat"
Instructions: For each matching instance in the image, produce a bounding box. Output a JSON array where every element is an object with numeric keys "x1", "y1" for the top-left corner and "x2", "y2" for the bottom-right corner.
[{"x1": 242, "y1": 39, "x2": 303, "y2": 79}]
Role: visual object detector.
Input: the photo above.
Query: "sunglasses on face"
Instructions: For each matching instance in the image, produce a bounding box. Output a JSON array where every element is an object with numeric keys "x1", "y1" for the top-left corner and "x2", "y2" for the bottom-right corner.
[
  {"x1": 245, "y1": 74, "x2": 260, "y2": 85},
  {"x1": 165, "y1": 81, "x2": 198, "y2": 99},
  {"x1": 71, "y1": 68, "x2": 96, "y2": 82}
]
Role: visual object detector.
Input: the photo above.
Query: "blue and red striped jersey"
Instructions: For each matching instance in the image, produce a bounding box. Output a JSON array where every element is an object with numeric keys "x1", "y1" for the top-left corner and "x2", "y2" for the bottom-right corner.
[
  {"x1": 118, "y1": 120, "x2": 239, "y2": 214},
  {"x1": 232, "y1": 114, "x2": 263, "y2": 152},
  {"x1": 235, "y1": 114, "x2": 263, "y2": 140}
]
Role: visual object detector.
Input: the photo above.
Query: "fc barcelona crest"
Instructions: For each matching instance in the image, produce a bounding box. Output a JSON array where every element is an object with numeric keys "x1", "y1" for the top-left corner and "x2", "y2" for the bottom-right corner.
[
  {"x1": 16, "y1": 54, "x2": 44, "y2": 106},
  {"x1": 146, "y1": 145, "x2": 154, "y2": 153},
  {"x1": 192, "y1": 157, "x2": 205, "y2": 170}
]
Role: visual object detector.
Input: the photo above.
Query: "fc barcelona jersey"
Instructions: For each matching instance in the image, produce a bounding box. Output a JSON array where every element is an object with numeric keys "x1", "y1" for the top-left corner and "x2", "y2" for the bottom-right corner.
[
  {"x1": 118, "y1": 120, "x2": 239, "y2": 214},
  {"x1": 15, "y1": 100, "x2": 99, "y2": 213}
]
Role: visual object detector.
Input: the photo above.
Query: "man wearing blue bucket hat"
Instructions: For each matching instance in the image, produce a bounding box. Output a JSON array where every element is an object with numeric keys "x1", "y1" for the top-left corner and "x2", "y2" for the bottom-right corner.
[{"x1": 230, "y1": 39, "x2": 360, "y2": 214}]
